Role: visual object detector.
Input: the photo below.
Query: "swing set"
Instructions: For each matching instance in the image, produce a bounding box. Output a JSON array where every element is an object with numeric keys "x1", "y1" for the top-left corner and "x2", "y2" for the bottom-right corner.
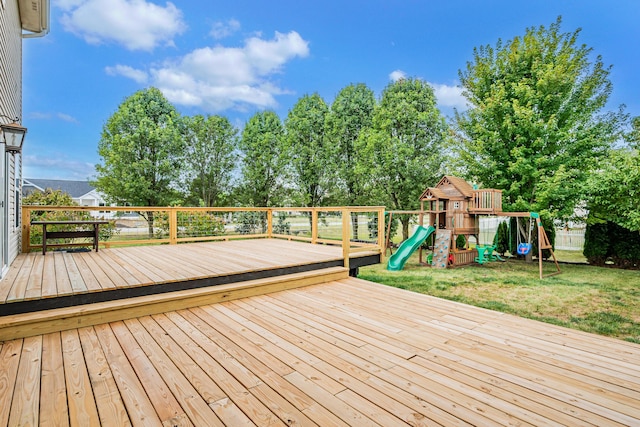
[
  {"x1": 387, "y1": 176, "x2": 561, "y2": 279},
  {"x1": 516, "y1": 216, "x2": 534, "y2": 255},
  {"x1": 497, "y1": 212, "x2": 561, "y2": 279}
]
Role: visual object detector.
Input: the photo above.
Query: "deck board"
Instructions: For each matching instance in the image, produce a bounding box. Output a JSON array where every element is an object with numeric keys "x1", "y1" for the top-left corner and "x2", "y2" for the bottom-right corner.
[
  {"x1": 0, "y1": 239, "x2": 374, "y2": 315},
  {"x1": 3, "y1": 277, "x2": 637, "y2": 425},
  {"x1": 1, "y1": 240, "x2": 638, "y2": 426},
  {"x1": 40, "y1": 332, "x2": 69, "y2": 427}
]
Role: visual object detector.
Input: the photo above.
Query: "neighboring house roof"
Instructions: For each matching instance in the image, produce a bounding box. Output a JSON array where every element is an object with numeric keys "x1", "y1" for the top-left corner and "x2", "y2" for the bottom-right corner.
[{"x1": 23, "y1": 179, "x2": 96, "y2": 199}]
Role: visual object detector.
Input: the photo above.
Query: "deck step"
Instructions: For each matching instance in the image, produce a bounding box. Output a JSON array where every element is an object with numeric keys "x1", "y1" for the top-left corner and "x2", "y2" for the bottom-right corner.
[{"x1": 0, "y1": 266, "x2": 348, "y2": 341}]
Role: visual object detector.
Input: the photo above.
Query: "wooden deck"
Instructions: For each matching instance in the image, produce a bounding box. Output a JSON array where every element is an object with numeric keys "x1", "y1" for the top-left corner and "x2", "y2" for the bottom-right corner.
[
  {"x1": 0, "y1": 239, "x2": 378, "y2": 315},
  {"x1": 1, "y1": 277, "x2": 639, "y2": 426}
]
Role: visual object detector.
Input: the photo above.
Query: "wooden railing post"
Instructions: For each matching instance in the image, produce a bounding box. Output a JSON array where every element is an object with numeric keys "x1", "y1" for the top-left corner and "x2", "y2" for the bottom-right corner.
[
  {"x1": 169, "y1": 208, "x2": 178, "y2": 245},
  {"x1": 342, "y1": 208, "x2": 350, "y2": 270},
  {"x1": 21, "y1": 206, "x2": 31, "y2": 253},
  {"x1": 378, "y1": 207, "x2": 385, "y2": 262},
  {"x1": 267, "y1": 209, "x2": 273, "y2": 238},
  {"x1": 311, "y1": 209, "x2": 318, "y2": 244}
]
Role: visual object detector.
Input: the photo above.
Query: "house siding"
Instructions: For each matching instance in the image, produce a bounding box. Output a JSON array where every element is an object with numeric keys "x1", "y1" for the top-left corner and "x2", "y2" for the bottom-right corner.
[{"x1": 1, "y1": 1, "x2": 24, "y2": 269}]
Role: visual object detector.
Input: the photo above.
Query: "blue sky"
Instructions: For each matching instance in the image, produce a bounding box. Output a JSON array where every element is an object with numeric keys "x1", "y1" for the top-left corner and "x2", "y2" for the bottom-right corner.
[{"x1": 22, "y1": 0, "x2": 640, "y2": 180}]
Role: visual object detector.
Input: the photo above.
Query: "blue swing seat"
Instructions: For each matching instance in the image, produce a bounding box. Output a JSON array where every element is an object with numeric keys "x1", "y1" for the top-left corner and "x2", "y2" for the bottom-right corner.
[{"x1": 517, "y1": 243, "x2": 532, "y2": 255}]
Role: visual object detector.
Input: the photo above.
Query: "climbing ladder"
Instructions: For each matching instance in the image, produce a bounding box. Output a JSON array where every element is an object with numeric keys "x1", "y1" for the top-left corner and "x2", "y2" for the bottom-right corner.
[{"x1": 432, "y1": 230, "x2": 452, "y2": 269}]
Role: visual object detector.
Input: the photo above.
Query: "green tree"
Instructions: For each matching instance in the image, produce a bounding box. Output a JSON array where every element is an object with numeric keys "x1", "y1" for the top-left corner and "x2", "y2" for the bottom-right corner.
[
  {"x1": 24, "y1": 189, "x2": 117, "y2": 247},
  {"x1": 455, "y1": 17, "x2": 625, "y2": 221},
  {"x1": 357, "y1": 78, "x2": 448, "y2": 240},
  {"x1": 285, "y1": 93, "x2": 332, "y2": 209},
  {"x1": 325, "y1": 83, "x2": 376, "y2": 239},
  {"x1": 325, "y1": 83, "x2": 376, "y2": 204},
  {"x1": 237, "y1": 111, "x2": 287, "y2": 207},
  {"x1": 94, "y1": 87, "x2": 184, "y2": 237},
  {"x1": 629, "y1": 116, "x2": 640, "y2": 148},
  {"x1": 24, "y1": 188, "x2": 75, "y2": 208},
  {"x1": 587, "y1": 145, "x2": 640, "y2": 232},
  {"x1": 183, "y1": 114, "x2": 238, "y2": 207}
]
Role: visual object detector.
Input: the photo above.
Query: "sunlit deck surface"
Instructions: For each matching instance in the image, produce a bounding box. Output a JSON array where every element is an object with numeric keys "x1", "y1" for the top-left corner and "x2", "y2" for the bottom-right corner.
[
  {"x1": 0, "y1": 239, "x2": 378, "y2": 315},
  {"x1": 0, "y1": 240, "x2": 639, "y2": 426}
]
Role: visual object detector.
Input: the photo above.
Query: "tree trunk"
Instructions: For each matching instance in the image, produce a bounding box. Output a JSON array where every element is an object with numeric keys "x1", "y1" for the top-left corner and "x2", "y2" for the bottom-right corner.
[
  {"x1": 401, "y1": 216, "x2": 410, "y2": 241},
  {"x1": 307, "y1": 212, "x2": 313, "y2": 234},
  {"x1": 147, "y1": 211, "x2": 155, "y2": 239}
]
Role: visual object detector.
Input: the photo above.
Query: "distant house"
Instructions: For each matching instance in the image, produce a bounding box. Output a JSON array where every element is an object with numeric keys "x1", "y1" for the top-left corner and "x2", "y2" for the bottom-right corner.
[
  {"x1": 23, "y1": 178, "x2": 115, "y2": 218},
  {"x1": 0, "y1": 0, "x2": 50, "y2": 277}
]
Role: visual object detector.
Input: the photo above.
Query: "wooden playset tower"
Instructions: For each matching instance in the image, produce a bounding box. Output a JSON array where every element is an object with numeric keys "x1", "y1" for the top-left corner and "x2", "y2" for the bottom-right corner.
[{"x1": 419, "y1": 176, "x2": 503, "y2": 267}]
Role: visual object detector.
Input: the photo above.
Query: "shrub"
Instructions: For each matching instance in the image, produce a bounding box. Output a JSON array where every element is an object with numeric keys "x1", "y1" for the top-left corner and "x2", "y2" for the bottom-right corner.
[
  {"x1": 584, "y1": 220, "x2": 640, "y2": 269},
  {"x1": 495, "y1": 221, "x2": 510, "y2": 255},
  {"x1": 273, "y1": 212, "x2": 291, "y2": 234},
  {"x1": 584, "y1": 222, "x2": 610, "y2": 265},
  {"x1": 25, "y1": 189, "x2": 117, "y2": 247},
  {"x1": 176, "y1": 211, "x2": 225, "y2": 238}
]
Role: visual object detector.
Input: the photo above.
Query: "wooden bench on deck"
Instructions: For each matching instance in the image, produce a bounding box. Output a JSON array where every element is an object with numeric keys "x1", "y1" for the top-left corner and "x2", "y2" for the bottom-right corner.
[{"x1": 31, "y1": 220, "x2": 109, "y2": 255}]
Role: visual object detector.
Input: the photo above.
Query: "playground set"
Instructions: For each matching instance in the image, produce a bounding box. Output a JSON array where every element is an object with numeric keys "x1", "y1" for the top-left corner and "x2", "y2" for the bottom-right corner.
[{"x1": 386, "y1": 176, "x2": 561, "y2": 279}]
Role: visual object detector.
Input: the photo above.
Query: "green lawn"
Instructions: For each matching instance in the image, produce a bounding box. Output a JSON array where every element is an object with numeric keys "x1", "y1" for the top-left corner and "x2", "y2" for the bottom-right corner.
[{"x1": 358, "y1": 252, "x2": 640, "y2": 343}]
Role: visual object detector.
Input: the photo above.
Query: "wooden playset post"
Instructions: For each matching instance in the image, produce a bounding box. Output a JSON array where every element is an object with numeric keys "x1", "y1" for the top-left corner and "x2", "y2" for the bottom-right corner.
[
  {"x1": 419, "y1": 200, "x2": 424, "y2": 264},
  {"x1": 535, "y1": 214, "x2": 561, "y2": 279},
  {"x1": 385, "y1": 211, "x2": 394, "y2": 256}
]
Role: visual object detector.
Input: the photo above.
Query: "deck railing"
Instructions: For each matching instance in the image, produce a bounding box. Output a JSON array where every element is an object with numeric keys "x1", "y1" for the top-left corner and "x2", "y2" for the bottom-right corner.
[
  {"x1": 21, "y1": 205, "x2": 386, "y2": 270},
  {"x1": 470, "y1": 189, "x2": 502, "y2": 212}
]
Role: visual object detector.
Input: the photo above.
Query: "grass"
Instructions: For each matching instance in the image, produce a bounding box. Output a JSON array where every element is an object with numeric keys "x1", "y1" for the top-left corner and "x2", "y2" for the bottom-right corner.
[{"x1": 358, "y1": 251, "x2": 640, "y2": 343}]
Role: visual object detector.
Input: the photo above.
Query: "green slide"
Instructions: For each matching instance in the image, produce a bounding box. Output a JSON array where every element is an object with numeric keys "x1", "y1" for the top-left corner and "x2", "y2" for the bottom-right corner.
[{"x1": 387, "y1": 225, "x2": 436, "y2": 271}]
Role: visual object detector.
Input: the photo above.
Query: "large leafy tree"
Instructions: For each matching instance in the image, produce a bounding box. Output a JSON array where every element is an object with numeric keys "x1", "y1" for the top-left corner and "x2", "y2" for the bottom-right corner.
[
  {"x1": 455, "y1": 17, "x2": 625, "y2": 220},
  {"x1": 357, "y1": 78, "x2": 448, "y2": 239},
  {"x1": 325, "y1": 83, "x2": 376, "y2": 205},
  {"x1": 325, "y1": 84, "x2": 376, "y2": 239},
  {"x1": 285, "y1": 93, "x2": 332, "y2": 207},
  {"x1": 183, "y1": 114, "x2": 237, "y2": 207},
  {"x1": 94, "y1": 87, "x2": 184, "y2": 236},
  {"x1": 587, "y1": 117, "x2": 640, "y2": 232},
  {"x1": 237, "y1": 111, "x2": 287, "y2": 207}
]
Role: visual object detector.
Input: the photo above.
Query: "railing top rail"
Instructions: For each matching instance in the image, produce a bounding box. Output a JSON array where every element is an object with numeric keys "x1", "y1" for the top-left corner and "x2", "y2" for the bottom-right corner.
[
  {"x1": 386, "y1": 210, "x2": 428, "y2": 215},
  {"x1": 472, "y1": 188, "x2": 502, "y2": 192},
  {"x1": 23, "y1": 205, "x2": 386, "y2": 212}
]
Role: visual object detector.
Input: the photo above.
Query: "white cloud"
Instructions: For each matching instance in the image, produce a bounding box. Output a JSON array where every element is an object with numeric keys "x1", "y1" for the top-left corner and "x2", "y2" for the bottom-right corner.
[
  {"x1": 429, "y1": 82, "x2": 468, "y2": 109},
  {"x1": 389, "y1": 69, "x2": 407, "y2": 82},
  {"x1": 105, "y1": 64, "x2": 149, "y2": 83},
  {"x1": 23, "y1": 154, "x2": 95, "y2": 180},
  {"x1": 29, "y1": 111, "x2": 79, "y2": 123},
  {"x1": 210, "y1": 19, "x2": 240, "y2": 40},
  {"x1": 112, "y1": 30, "x2": 309, "y2": 112},
  {"x1": 58, "y1": 0, "x2": 186, "y2": 51},
  {"x1": 57, "y1": 113, "x2": 79, "y2": 123}
]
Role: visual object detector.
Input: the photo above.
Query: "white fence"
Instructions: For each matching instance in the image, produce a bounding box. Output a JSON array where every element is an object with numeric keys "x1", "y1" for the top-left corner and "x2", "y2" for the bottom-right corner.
[
  {"x1": 554, "y1": 229, "x2": 585, "y2": 250},
  {"x1": 403, "y1": 217, "x2": 585, "y2": 251},
  {"x1": 480, "y1": 218, "x2": 585, "y2": 251}
]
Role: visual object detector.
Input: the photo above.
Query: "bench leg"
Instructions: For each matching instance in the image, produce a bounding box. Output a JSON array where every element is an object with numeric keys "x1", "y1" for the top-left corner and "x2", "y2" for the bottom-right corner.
[{"x1": 42, "y1": 225, "x2": 47, "y2": 255}]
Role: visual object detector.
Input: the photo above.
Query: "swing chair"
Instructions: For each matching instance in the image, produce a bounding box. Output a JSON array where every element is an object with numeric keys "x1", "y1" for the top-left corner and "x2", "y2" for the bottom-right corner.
[{"x1": 516, "y1": 217, "x2": 533, "y2": 256}]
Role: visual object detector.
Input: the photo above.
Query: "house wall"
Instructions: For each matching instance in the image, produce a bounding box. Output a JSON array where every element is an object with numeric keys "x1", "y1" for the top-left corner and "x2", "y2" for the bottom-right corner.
[
  {"x1": 77, "y1": 191, "x2": 117, "y2": 219},
  {"x1": 1, "y1": 1, "x2": 24, "y2": 269}
]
